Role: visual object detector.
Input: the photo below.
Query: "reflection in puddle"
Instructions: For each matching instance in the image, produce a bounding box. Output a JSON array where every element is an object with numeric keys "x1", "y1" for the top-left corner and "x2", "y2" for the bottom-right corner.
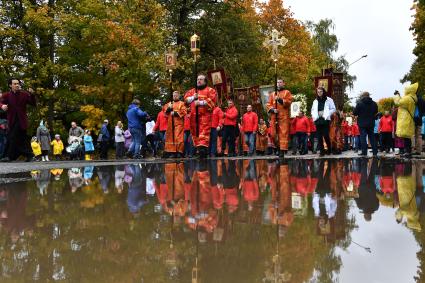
[{"x1": 0, "y1": 159, "x2": 424, "y2": 282}]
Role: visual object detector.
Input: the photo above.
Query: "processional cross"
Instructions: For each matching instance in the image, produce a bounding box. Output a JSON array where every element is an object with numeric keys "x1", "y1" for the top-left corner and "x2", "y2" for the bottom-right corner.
[{"x1": 263, "y1": 29, "x2": 288, "y2": 62}]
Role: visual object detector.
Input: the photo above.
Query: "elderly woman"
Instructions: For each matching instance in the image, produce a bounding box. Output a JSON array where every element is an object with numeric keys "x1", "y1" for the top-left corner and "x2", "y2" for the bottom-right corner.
[
  {"x1": 311, "y1": 87, "x2": 336, "y2": 156},
  {"x1": 395, "y1": 82, "x2": 419, "y2": 158}
]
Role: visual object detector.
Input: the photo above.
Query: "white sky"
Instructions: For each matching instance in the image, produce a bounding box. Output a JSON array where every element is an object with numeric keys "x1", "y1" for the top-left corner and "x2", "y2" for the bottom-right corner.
[{"x1": 284, "y1": 0, "x2": 416, "y2": 102}]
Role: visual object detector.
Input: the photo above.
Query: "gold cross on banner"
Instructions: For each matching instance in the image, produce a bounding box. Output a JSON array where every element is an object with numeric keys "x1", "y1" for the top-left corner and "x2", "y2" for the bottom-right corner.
[{"x1": 263, "y1": 29, "x2": 288, "y2": 62}]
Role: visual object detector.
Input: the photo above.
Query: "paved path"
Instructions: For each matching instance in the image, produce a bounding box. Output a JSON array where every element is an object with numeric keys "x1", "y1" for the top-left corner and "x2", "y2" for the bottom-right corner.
[{"x1": 0, "y1": 151, "x2": 423, "y2": 174}]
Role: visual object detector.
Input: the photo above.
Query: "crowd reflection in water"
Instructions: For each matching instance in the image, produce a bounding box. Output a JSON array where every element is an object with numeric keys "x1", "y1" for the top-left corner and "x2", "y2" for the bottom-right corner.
[{"x1": 1, "y1": 159, "x2": 424, "y2": 246}]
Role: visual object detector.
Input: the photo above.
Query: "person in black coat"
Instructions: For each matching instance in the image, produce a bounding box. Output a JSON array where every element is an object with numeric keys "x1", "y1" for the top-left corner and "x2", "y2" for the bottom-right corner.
[{"x1": 353, "y1": 92, "x2": 378, "y2": 156}]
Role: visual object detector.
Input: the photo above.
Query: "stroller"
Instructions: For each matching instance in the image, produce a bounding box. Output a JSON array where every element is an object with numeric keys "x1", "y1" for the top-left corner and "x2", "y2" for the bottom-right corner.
[{"x1": 66, "y1": 136, "x2": 84, "y2": 160}]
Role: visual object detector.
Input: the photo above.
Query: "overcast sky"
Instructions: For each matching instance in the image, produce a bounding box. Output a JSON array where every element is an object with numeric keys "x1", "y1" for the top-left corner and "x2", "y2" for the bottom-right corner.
[{"x1": 284, "y1": 0, "x2": 416, "y2": 102}]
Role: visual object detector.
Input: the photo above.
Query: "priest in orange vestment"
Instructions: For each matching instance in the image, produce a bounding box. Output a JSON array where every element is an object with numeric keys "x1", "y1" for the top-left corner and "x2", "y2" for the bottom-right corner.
[{"x1": 184, "y1": 75, "x2": 217, "y2": 158}]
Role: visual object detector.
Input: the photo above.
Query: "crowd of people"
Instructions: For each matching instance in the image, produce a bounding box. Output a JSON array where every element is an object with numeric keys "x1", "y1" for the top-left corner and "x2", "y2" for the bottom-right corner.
[{"x1": 0, "y1": 76, "x2": 422, "y2": 161}]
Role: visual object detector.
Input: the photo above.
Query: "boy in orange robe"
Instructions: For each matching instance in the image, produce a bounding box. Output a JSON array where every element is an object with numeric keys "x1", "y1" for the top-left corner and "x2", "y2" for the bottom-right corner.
[
  {"x1": 164, "y1": 91, "x2": 187, "y2": 158},
  {"x1": 266, "y1": 79, "x2": 293, "y2": 158}
]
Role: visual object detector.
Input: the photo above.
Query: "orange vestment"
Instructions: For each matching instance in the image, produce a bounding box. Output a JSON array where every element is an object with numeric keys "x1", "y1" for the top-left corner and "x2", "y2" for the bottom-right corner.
[
  {"x1": 164, "y1": 101, "x2": 187, "y2": 153},
  {"x1": 184, "y1": 87, "x2": 217, "y2": 148},
  {"x1": 266, "y1": 89, "x2": 293, "y2": 150}
]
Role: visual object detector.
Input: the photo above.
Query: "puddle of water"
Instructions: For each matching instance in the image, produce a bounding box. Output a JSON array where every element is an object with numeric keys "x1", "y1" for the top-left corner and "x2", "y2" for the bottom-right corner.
[{"x1": 0, "y1": 159, "x2": 423, "y2": 283}]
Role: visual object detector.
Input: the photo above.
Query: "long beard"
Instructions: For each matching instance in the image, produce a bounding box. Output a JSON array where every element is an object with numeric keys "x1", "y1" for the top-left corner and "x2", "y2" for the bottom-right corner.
[{"x1": 277, "y1": 86, "x2": 284, "y2": 91}]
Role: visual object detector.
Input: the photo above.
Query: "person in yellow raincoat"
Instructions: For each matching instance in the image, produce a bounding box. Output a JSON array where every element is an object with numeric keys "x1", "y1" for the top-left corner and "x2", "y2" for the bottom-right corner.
[
  {"x1": 395, "y1": 164, "x2": 421, "y2": 231},
  {"x1": 395, "y1": 82, "x2": 419, "y2": 157},
  {"x1": 31, "y1": 137, "x2": 41, "y2": 161},
  {"x1": 51, "y1": 134, "x2": 64, "y2": 160}
]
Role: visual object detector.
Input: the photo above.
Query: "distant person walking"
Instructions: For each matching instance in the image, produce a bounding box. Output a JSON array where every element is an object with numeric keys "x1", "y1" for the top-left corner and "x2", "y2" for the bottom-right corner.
[{"x1": 126, "y1": 99, "x2": 148, "y2": 159}]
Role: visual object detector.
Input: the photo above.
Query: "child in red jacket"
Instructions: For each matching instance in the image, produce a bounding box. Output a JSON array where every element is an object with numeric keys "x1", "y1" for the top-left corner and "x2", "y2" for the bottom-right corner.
[
  {"x1": 379, "y1": 111, "x2": 394, "y2": 153},
  {"x1": 291, "y1": 111, "x2": 310, "y2": 155},
  {"x1": 352, "y1": 119, "x2": 360, "y2": 152}
]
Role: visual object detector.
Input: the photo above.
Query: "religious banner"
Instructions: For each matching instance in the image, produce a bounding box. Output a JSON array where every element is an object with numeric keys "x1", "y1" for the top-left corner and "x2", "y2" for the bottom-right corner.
[
  {"x1": 332, "y1": 72, "x2": 345, "y2": 110},
  {"x1": 207, "y1": 68, "x2": 228, "y2": 106},
  {"x1": 291, "y1": 192, "x2": 307, "y2": 216},
  {"x1": 249, "y1": 86, "x2": 263, "y2": 114},
  {"x1": 235, "y1": 87, "x2": 250, "y2": 116},
  {"x1": 165, "y1": 51, "x2": 177, "y2": 70},
  {"x1": 290, "y1": 102, "x2": 302, "y2": 118},
  {"x1": 315, "y1": 76, "x2": 332, "y2": 94},
  {"x1": 259, "y1": 85, "x2": 274, "y2": 112},
  {"x1": 235, "y1": 86, "x2": 263, "y2": 116}
]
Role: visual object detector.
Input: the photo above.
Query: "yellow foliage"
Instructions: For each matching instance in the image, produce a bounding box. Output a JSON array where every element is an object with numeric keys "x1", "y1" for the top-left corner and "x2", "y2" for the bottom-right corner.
[{"x1": 80, "y1": 105, "x2": 105, "y2": 132}]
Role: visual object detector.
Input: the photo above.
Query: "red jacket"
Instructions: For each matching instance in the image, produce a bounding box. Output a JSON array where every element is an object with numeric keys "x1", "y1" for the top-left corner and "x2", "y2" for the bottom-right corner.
[
  {"x1": 223, "y1": 106, "x2": 238, "y2": 126},
  {"x1": 153, "y1": 111, "x2": 168, "y2": 131},
  {"x1": 242, "y1": 111, "x2": 258, "y2": 132},
  {"x1": 292, "y1": 116, "x2": 310, "y2": 133},
  {"x1": 308, "y1": 118, "x2": 316, "y2": 132},
  {"x1": 242, "y1": 180, "x2": 259, "y2": 203},
  {"x1": 379, "y1": 116, "x2": 393, "y2": 133},
  {"x1": 184, "y1": 114, "x2": 191, "y2": 131},
  {"x1": 211, "y1": 107, "x2": 223, "y2": 128},
  {"x1": 380, "y1": 176, "x2": 395, "y2": 194},
  {"x1": 352, "y1": 123, "x2": 360, "y2": 136},
  {"x1": 0, "y1": 90, "x2": 36, "y2": 130},
  {"x1": 342, "y1": 121, "x2": 352, "y2": 136}
]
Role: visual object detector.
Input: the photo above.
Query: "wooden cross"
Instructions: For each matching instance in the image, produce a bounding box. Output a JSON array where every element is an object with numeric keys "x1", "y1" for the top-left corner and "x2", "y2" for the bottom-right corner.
[{"x1": 263, "y1": 29, "x2": 288, "y2": 62}]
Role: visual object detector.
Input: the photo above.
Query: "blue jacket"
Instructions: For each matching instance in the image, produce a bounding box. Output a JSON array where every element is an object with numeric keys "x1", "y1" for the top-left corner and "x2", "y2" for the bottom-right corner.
[
  {"x1": 100, "y1": 124, "x2": 110, "y2": 141},
  {"x1": 84, "y1": 135, "x2": 95, "y2": 152},
  {"x1": 126, "y1": 104, "x2": 148, "y2": 130},
  {"x1": 374, "y1": 119, "x2": 379, "y2": 134}
]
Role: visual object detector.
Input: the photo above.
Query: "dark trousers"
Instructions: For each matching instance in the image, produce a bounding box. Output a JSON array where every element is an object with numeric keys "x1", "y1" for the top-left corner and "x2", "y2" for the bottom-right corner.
[
  {"x1": 316, "y1": 124, "x2": 331, "y2": 153},
  {"x1": 7, "y1": 122, "x2": 32, "y2": 160},
  {"x1": 100, "y1": 141, "x2": 109, "y2": 159},
  {"x1": 184, "y1": 130, "x2": 193, "y2": 157},
  {"x1": 222, "y1": 125, "x2": 236, "y2": 156},
  {"x1": 381, "y1": 132, "x2": 392, "y2": 152},
  {"x1": 116, "y1": 142, "x2": 125, "y2": 158},
  {"x1": 344, "y1": 136, "x2": 350, "y2": 150},
  {"x1": 374, "y1": 133, "x2": 381, "y2": 150},
  {"x1": 360, "y1": 126, "x2": 377, "y2": 155},
  {"x1": 296, "y1": 132, "x2": 308, "y2": 154},
  {"x1": 146, "y1": 134, "x2": 156, "y2": 156},
  {"x1": 0, "y1": 134, "x2": 6, "y2": 159},
  {"x1": 209, "y1": 128, "x2": 218, "y2": 156},
  {"x1": 404, "y1": 138, "x2": 412, "y2": 154}
]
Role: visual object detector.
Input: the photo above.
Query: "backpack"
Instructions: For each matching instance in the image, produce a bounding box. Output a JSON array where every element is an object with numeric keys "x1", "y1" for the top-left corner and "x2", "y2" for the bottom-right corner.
[{"x1": 414, "y1": 106, "x2": 420, "y2": 119}]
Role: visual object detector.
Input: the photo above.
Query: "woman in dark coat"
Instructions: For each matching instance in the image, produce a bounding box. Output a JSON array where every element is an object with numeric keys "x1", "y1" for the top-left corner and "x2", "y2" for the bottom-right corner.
[{"x1": 36, "y1": 120, "x2": 51, "y2": 161}]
